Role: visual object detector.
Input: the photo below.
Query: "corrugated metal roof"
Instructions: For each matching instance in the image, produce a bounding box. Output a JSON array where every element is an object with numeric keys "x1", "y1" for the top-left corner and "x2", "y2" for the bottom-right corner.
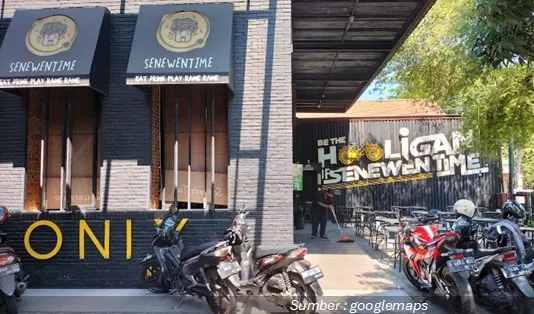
[{"x1": 293, "y1": 0, "x2": 437, "y2": 113}]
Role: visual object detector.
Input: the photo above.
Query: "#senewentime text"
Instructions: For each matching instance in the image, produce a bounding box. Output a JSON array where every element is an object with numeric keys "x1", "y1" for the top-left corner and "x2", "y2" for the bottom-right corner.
[{"x1": 144, "y1": 57, "x2": 214, "y2": 69}]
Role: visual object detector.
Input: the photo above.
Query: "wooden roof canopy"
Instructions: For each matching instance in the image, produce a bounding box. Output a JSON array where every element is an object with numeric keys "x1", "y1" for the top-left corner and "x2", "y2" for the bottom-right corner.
[{"x1": 292, "y1": 0, "x2": 436, "y2": 113}]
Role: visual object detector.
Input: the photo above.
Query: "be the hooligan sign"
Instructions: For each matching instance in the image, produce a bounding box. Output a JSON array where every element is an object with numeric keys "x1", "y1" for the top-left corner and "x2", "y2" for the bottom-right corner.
[
  {"x1": 126, "y1": 4, "x2": 235, "y2": 91},
  {"x1": 0, "y1": 7, "x2": 110, "y2": 93},
  {"x1": 318, "y1": 127, "x2": 490, "y2": 187}
]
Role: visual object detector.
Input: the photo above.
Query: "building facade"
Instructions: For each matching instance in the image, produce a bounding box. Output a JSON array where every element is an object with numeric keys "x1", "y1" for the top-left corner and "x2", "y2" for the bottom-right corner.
[{"x1": 0, "y1": 1, "x2": 293, "y2": 287}]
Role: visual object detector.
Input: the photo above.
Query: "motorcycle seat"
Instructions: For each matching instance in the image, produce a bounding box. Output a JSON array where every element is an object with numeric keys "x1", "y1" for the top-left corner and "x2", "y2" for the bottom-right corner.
[
  {"x1": 255, "y1": 244, "x2": 301, "y2": 259},
  {"x1": 180, "y1": 241, "x2": 220, "y2": 261},
  {"x1": 475, "y1": 246, "x2": 515, "y2": 258},
  {"x1": 0, "y1": 247, "x2": 14, "y2": 254}
]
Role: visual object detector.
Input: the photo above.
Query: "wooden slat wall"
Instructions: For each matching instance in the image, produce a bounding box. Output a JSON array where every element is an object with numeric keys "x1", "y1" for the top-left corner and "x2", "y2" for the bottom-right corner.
[
  {"x1": 162, "y1": 85, "x2": 228, "y2": 206},
  {"x1": 44, "y1": 88, "x2": 101, "y2": 210}
]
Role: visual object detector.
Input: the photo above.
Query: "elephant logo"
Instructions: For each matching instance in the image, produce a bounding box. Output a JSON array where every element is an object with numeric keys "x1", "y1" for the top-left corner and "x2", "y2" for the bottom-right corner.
[
  {"x1": 25, "y1": 14, "x2": 77, "y2": 56},
  {"x1": 157, "y1": 11, "x2": 210, "y2": 53}
]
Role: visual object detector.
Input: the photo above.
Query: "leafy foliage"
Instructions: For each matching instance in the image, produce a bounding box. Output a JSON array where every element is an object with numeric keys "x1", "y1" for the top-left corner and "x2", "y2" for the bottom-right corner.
[
  {"x1": 469, "y1": 0, "x2": 534, "y2": 67},
  {"x1": 372, "y1": 0, "x2": 534, "y2": 161},
  {"x1": 459, "y1": 65, "x2": 534, "y2": 158},
  {"x1": 521, "y1": 142, "x2": 534, "y2": 190},
  {"x1": 371, "y1": 0, "x2": 480, "y2": 112}
]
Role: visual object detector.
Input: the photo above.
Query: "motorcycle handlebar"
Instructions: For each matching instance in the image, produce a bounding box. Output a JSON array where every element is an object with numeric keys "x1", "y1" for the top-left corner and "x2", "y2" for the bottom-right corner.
[{"x1": 224, "y1": 227, "x2": 243, "y2": 245}]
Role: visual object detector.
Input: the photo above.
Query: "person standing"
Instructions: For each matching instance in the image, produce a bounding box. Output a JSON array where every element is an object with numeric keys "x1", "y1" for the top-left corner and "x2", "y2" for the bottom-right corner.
[{"x1": 311, "y1": 188, "x2": 334, "y2": 239}]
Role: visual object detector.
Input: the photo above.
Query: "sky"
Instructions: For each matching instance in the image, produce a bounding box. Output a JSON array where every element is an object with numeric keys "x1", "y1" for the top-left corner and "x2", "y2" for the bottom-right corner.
[{"x1": 358, "y1": 80, "x2": 394, "y2": 100}]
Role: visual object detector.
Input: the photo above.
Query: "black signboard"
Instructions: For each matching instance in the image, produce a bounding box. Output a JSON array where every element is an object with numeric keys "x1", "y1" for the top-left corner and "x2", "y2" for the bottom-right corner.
[
  {"x1": 126, "y1": 3, "x2": 235, "y2": 92},
  {"x1": 0, "y1": 7, "x2": 110, "y2": 94}
]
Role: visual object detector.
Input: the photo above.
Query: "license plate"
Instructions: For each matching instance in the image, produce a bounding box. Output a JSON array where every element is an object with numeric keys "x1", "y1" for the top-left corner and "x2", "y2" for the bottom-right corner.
[
  {"x1": 300, "y1": 266, "x2": 324, "y2": 284},
  {"x1": 217, "y1": 261, "x2": 241, "y2": 279},
  {"x1": 0, "y1": 263, "x2": 20, "y2": 277},
  {"x1": 501, "y1": 263, "x2": 532, "y2": 279},
  {"x1": 447, "y1": 257, "x2": 476, "y2": 273}
]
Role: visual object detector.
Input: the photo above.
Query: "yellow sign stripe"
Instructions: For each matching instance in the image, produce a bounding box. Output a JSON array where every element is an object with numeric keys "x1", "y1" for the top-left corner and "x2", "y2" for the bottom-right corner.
[
  {"x1": 323, "y1": 173, "x2": 433, "y2": 189},
  {"x1": 176, "y1": 218, "x2": 188, "y2": 231}
]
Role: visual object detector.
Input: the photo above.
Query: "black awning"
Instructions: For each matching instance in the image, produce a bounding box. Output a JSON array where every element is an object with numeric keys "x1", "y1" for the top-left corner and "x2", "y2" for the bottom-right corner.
[
  {"x1": 126, "y1": 3, "x2": 235, "y2": 92},
  {"x1": 0, "y1": 7, "x2": 110, "y2": 94}
]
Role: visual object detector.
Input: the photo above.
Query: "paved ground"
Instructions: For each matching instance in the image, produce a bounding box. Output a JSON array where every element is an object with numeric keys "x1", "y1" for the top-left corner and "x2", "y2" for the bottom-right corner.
[
  {"x1": 13, "y1": 222, "x2": 493, "y2": 313},
  {"x1": 295, "y1": 222, "x2": 492, "y2": 314}
]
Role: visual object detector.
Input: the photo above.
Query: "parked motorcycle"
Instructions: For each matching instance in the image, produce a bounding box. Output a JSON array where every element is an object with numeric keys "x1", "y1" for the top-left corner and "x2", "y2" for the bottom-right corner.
[
  {"x1": 444, "y1": 205, "x2": 534, "y2": 313},
  {"x1": 483, "y1": 200, "x2": 534, "y2": 288},
  {"x1": 223, "y1": 205, "x2": 323, "y2": 313},
  {"x1": 139, "y1": 206, "x2": 239, "y2": 314},
  {"x1": 468, "y1": 246, "x2": 534, "y2": 313},
  {"x1": 399, "y1": 214, "x2": 477, "y2": 314},
  {"x1": 0, "y1": 206, "x2": 28, "y2": 314}
]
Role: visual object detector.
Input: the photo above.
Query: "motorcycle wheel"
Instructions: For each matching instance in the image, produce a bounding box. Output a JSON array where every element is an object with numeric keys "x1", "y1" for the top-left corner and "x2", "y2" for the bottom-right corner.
[
  {"x1": 204, "y1": 268, "x2": 237, "y2": 314},
  {"x1": 441, "y1": 267, "x2": 476, "y2": 314},
  {"x1": 515, "y1": 296, "x2": 534, "y2": 314},
  {"x1": 505, "y1": 282, "x2": 533, "y2": 314},
  {"x1": 402, "y1": 259, "x2": 429, "y2": 292},
  {"x1": 205, "y1": 280, "x2": 237, "y2": 314},
  {"x1": 5, "y1": 295, "x2": 17, "y2": 314},
  {"x1": 139, "y1": 258, "x2": 169, "y2": 293},
  {"x1": 286, "y1": 272, "x2": 318, "y2": 314}
]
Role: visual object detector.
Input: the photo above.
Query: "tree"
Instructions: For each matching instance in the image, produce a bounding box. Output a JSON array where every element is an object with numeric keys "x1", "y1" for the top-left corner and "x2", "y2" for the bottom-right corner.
[
  {"x1": 466, "y1": 0, "x2": 534, "y2": 194},
  {"x1": 371, "y1": 0, "x2": 480, "y2": 113},
  {"x1": 459, "y1": 65, "x2": 534, "y2": 158},
  {"x1": 372, "y1": 0, "x2": 534, "y2": 159},
  {"x1": 469, "y1": 0, "x2": 534, "y2": 68}
]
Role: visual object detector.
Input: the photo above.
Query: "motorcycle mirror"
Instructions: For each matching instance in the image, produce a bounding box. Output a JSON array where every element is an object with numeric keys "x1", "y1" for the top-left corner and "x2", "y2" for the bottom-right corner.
[{"x1": 169, "y1": 204, "x2": 177, "y2": 214}]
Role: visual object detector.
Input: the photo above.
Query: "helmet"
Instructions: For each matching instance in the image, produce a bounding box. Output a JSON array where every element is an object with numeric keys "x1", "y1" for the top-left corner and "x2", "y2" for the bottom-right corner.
[
  {"x1": 453, "y1": 199, "x2": 476, "y2": 218},
  {"x1": 452, "y1": 217, "x2": 474, "y2": 240},
  {"x1": 412, "y1": 225, "x2": 439, "y2": 246},
  {"x1": 502, "y1": 200, "x2": 526, "y2": 220}
]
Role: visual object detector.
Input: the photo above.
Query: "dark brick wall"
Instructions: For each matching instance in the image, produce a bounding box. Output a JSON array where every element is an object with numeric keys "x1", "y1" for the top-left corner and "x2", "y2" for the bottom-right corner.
[
  {"x1": 0, "y1": 0, "x2": 294, "y2": 287},
  {"x1": 0, "y1": 18, "x2": 26, "y2": 212},
  {"x1": 0, "y1": 210, "x2": 235, "y2": 288}
]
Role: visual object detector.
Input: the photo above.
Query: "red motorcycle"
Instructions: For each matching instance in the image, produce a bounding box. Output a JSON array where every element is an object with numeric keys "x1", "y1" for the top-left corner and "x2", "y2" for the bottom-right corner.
[{"x1": 399, "y1": 215, "x2": 476, "y2": 314}]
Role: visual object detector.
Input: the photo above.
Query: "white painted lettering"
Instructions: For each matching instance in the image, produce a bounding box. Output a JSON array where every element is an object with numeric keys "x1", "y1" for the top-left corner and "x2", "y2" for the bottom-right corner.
[
  {"x1": 318, "y1": 146, "x2": 337, "y2": 167},
  {"x1": 8, "y1": 60, "x2": 77, "y2": 73},
  {"x1": 143, "y1": 57, "x2": 214, "y2": 70}
]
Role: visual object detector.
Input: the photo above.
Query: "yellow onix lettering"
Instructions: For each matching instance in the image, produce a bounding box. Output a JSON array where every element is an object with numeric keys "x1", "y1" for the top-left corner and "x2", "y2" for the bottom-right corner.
[
  {"x1": 79, "y1": 220, "x2": 110, "y2": 259},
  {"x1": 126, "y1": 219, "x2": 132, "y2": 259},
  {"x1": 24, "y1": 220, "x2": 63, "y2": 260}
]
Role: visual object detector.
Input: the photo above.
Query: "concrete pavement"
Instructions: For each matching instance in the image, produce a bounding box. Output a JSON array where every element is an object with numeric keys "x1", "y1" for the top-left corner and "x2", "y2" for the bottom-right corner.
[{"x1": 295, "y1": 222, "x2": 491, "y2": 314}]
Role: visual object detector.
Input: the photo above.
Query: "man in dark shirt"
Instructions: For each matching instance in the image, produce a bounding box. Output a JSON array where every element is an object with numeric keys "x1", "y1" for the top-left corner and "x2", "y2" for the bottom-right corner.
[{"x1": 311, "y1": 188, "x2": 334, "y2": 239}]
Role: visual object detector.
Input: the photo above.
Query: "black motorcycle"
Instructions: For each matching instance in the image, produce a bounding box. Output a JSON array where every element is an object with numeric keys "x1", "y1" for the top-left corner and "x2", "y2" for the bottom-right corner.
[
  {"x1": 484, "y1": 216, "x2": 534, "y2": 287},
  {"x1": 0, "y1": 206, "x2": 28, "y2": 314},
  {"x1": 449, "y1": 215, "x2": 534, "y2": 313},
  {"x1": 139, "y1": 206, "x2": 239, "y2": 314},
  {"x1": 223, "y1": 205, "x2": 323, "y2": 314},
  {"x1": 468, "y1": 246, "x2": 534, "y2": 313}
]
